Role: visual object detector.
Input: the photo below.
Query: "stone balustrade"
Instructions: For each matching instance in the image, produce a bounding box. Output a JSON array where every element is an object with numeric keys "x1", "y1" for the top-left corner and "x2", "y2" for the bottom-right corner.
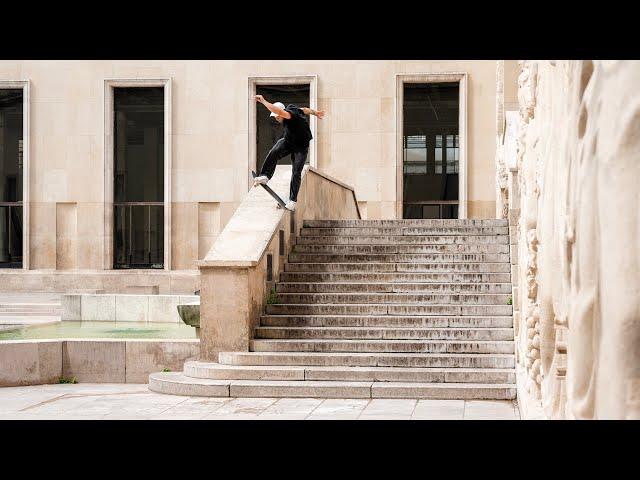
[{"x1": 197, "y1": 165, "x2": 360, "y2": 361}]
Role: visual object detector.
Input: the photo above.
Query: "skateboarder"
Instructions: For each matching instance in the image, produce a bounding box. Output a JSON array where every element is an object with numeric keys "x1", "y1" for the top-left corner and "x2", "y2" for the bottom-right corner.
[{"x1": 253, "y1": 94, "x2": 325, "y2": 211}]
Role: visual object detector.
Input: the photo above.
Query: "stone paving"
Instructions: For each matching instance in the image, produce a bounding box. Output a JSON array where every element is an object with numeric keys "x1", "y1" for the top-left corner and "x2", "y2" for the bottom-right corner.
[{"x1": 0, "y1": 384, "x2": 521, "y2": 420}]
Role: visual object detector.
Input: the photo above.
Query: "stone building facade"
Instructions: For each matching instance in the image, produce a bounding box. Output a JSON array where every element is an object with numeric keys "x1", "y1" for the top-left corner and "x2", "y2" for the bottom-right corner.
[{"x1": 0, "y1": 60, "x2": 505, "y2": 293}]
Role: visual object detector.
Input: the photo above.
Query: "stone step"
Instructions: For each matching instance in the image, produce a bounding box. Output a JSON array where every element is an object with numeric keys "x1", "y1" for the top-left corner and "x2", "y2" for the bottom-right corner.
[
  {"x1": 265, "y1": 304, "x2": 513, "y2": 316},
  {"x1": 250, "y1": 339, "x2": 515, "y2": 354},
  {"x1": 276, "y1": 282, "x2": 513, "y2": 294},
  {"x1": 280, "y1": 272, "x2": 512, "y2": 283},
  {"x1": 183, "y1": 361, "x2": 516, "y2": 384},
  {"x1": 296, "y1": 235, "x2": 510, "y2": 245},
  {"x1": 0, "y1": 307, "x2": 61, "y2": 316},
  {"x1": 260, "y1": 315, "x2": 514, "y2": 328},
  {"x1": 149, "y1": 372, "x2": 515, "y2": 399},
  {"x1": 284, "y1": 262, "x2": 511, "y2": 273},
  {"x1": 0, "y1": 303, "x2": 61, "y2": 313},
  {"x1": 371, "y1": 382, "x2": 516, "y2": 400},
  {"x1": 0, "y1": 315, "x2": 60, "y2": 324},
  {"x1": 292, "y1": 243, "x2": 510, "y2": 254},
  {"x1": 219, "y1": 351, "x2": 516, "y2": 368},
  {"x1": 300, "y1": 227, "x2": 509, "y2": 236},
  {"x1": 288, "y1": 253, "x2": 511, "y2": 263},
  {"x1": 254, "y1": 326, "x2": 514, "y2": 341},
  {"x1": 303, "y1": 219, "x2": 509, "y2": 228},
  {"x1": 149, "y1": 372, "x2": 230, "y2": 397},
  {"x1": 273, "y1": 293, "x2": 511, "y2": 305}
]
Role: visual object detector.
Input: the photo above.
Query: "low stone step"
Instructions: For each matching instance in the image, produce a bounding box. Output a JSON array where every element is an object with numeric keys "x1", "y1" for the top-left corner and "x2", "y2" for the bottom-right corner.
[
  {"x1": 297, "y1": 235, "x2": 510, "y2": 245},
  {"x1": 250, "y1": 339, "x2": 515, "y2": 354},
  {"x1": 260, "y1": 315, "x2": 514, "y2": 328},
  {"x1": 0, "y1": 315, "x2": 60, "y2": 325},
  {"x1": 284, "y1": 262, "x2": 511, "y2": 273},
  {"x1": 303, "y1": 219, "x2": 509, "y2": 228},
  {"x1": 219, "y1": 351, "x2": 515, "y2": 369},
  {"x1": 255, "y1": 326, "x2": 514, "y2": 341},
  {"x1": 288, "y1": 253, "x2": 511, "y2": 263},
  {"x1": 149, "y1": 372, "x2": 372, "y2": 398},
  {"x1": 292, "y1": 243, "x2": 510, "y2": 254},
  {"x1": 371, "y1": 382, "x2": 516, "y2": 400},
  {"x1": 183, "y1": 361, "x2": 516, "y2": 384},
  {"x1": 273, "y1": 293, "x2": 512, "y2": 305},
  {"x1": 0, "y1": 303, "x2": 61, "y2": 313},
  {"x1": 229, "y1": 380, "x2": 373, "y2": 398},
  {"x1": 276, "y1": 282, "x2": 513, "y2": 294},
  {"x1": 265, "y1": 304, "x2": 513, "y2": 316},
  {"x1": 149, "y1": 372, "x2": 230, "y2": 397},
  {"x1": 300, "y1": 227, "x2": 509, "y2": 236},
  {"x1": 149, "y1": 372, "x2": 515, "y2": 399},
  {"x1": 0, "y1": 308, "x2": 61, "y2": 316},
  {"x1": 279, "y1": 272, "x2": 512, "y2": 283}
]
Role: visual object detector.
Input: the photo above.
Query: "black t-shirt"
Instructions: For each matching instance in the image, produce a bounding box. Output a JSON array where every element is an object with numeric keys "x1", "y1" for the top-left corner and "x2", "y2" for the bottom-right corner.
[{"x1": 282, "y1": 104, "x2": 313, "y2": 149}]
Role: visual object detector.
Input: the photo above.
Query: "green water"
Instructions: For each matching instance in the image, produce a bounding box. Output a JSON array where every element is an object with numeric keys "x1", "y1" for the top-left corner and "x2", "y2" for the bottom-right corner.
[{"x1": 0, "y1": 321, "x2": 197, "y2": 340}]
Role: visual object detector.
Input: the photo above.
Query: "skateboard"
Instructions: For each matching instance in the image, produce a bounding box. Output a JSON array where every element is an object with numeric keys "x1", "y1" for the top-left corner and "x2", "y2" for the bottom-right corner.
[{"x1": 251, "y1": 171, "x2": 291, "y2": 210}]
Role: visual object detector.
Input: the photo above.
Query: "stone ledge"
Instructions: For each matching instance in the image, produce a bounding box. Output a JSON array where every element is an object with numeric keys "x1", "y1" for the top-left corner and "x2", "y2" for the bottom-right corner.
[
  {"x1": 0, "y1": 339, "x2": 200, "y2": 387},
  {"x1": 62, "y1": 294, "x2": 199, "y2": 323}
]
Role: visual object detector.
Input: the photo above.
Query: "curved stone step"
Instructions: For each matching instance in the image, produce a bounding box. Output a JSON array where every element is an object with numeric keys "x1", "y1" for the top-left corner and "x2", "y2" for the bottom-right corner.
[
  {"x1": 265, "y1": 304, "x2": 513, "y2": 316},
  {"x1": 250, "y1": 339, "x2": 515, "y2": 354},
  {"x1": 219, "y1": 351, "x2": 516, "y2": 369},
  {"x1": 272, "y1": 293, "x2": 511, "y2": 305},
  {"x1": 260, "y1": 315, "x2": 514, "y2": 328},
  {"x1": 276, "y1": 282, "x2": 513, "y2": 294},
  {"x1": 150, "y1": 372, "x2": 515, "y2": 399},
  {"x1": 279, "y1": 272, "x2": 512, "y2": 283},
  {"x1": 300, "y1": 227, "x2": 509, "y2": 236},
  {"x1": 149, "y1": 372, "x2": 230, "y2": 397},
  {"x1": 254, "y1": 326, "x2": 514, "y2": 341},
  {"x1": 297, "y1": 235, "x2": 510, "y2": 245},
  {"x1": 183, "y1": 361, "x2": 516, "y2": 384},
  {"x1": 292, "y1": 243, "x2": 511, "y2": 254},
  {"x1": 284, "y1": 262, "x2": 511, "y2": 273},
  {"x1": 302, "y1": 219, "x2": 509, "y2": 228},
  {"x1": 288, "y1": 253, "x2": 511, "y2": 263}
]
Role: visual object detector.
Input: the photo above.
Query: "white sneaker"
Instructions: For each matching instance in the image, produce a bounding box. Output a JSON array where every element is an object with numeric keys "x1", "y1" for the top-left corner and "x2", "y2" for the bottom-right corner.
[
  {"x1": 253, "y1": 175, "x2": 269, "y2": 186},
  {"x1": 285, "y1": 200, "x2": 297, "y2": 211}
]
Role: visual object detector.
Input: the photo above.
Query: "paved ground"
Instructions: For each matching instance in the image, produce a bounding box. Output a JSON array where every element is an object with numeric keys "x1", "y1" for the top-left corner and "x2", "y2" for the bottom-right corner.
[{"x1": 0, "y1": 384, "x2": 520, "y2": 420}]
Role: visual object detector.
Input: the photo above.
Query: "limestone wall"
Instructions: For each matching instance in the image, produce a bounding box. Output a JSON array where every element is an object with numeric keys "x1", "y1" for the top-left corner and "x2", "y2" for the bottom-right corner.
[
  {"x1": 507, "y1": 60, "x2": 640, "y2": 419},
  {"x1": 0, "y1": 60, "x2": 498, "y2": 282}
]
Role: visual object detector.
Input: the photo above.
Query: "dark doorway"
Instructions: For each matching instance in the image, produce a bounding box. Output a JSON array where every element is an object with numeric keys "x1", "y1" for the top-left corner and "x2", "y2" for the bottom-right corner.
[
  {"x1": 402, "y1": 82, "x2": 459, "y2": 219},
  {"x1": 0, "y1": 89, "x2": 23, "y2": 269},
  {"x1": 256, "y1": 84, "x2": 310, "y2": 172},
  {"x1": 113, "y1": 87, "x2": 164, "y2": 269}
]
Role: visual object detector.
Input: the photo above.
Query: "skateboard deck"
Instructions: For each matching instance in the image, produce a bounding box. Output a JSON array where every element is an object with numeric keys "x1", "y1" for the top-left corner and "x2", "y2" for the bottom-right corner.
[{"x1": 251, "y1": 171, "x2": 290, "y2": 210}]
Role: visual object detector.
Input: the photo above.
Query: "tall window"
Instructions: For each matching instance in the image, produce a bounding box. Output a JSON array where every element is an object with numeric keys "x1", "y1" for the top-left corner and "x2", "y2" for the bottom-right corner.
[
  {"x1": 113, "y1": 87, "x2": 164, "y2": 269},
  {"x1": 0, "y1": 89, "x2": 23, "y2": 268},
  {"x1": 256, "y1": 84, "x2": 310, "y2": 172},
  {"x1": 402, "y1": 82, "x2": 459, "y2": 219}
]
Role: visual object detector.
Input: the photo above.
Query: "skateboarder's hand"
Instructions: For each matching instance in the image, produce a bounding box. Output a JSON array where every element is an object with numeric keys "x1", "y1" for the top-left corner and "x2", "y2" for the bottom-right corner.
[
  {"x1": 255, "y1": 95, "x2": 265, "y2": 103},
  {"x1": 316, "y1": 110, "x2": 326, "y2": 119}
]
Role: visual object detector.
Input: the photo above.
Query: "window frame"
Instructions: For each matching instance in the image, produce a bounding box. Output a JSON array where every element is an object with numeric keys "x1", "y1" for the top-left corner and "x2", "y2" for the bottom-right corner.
[
  {"x1": 0, "y1": 80, "x2": 30, "y2": 270},
  {"x1": 103, "y1": 78, "x2": 172, "y2": 271}
]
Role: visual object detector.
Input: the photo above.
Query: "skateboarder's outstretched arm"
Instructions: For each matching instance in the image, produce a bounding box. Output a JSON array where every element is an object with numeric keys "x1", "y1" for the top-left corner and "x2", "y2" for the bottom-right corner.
[
  {"x1": 301, "y1": 107, "x2": 325, "y2": 119},
  {"x1": 255, "y1": 95, "x2": 291, "y2": 119}
]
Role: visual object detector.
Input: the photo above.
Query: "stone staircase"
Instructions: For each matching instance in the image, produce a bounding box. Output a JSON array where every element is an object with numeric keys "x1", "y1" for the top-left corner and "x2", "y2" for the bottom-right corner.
[
  {"x1": 0, "y1": 294, "x2": 62, "y2": 327},
  {"x1": 150, "y1": 219, "x2": 516, "y2": 399}
]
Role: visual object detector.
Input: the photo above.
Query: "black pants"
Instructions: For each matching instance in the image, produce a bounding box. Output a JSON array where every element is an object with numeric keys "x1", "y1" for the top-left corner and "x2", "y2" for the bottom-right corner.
[{"x1": 259, "y1": 138, "x2": 308, "y2": 202}]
